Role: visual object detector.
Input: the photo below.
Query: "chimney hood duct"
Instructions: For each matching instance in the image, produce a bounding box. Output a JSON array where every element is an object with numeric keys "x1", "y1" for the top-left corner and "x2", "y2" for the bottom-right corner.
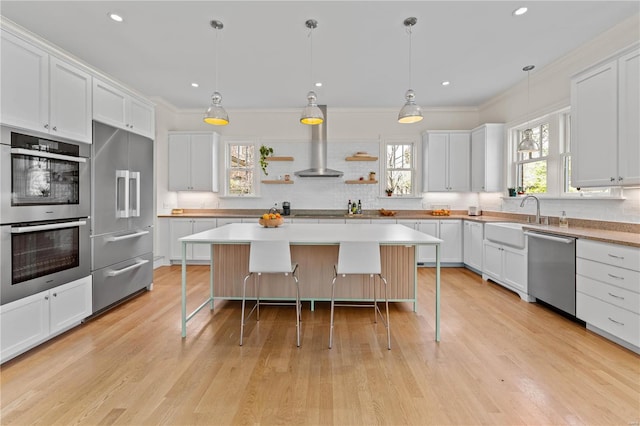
[{"x1": 294, "y1": 105, "x2": 343, "y2": 177}]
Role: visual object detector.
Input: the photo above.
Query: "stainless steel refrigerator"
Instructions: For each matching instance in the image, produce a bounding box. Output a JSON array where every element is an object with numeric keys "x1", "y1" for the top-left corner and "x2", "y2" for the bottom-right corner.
[{"x1": 91, "y1": 121, "x2": 153, "y2": 313}]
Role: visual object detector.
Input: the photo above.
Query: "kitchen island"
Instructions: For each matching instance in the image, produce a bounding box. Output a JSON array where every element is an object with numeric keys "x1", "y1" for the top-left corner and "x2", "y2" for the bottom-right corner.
[{"x1": 179, "y1": 223, "x2": 443, "y2": 341}]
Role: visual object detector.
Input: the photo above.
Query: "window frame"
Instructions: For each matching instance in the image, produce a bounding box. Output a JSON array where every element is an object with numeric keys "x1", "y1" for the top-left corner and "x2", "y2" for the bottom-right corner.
[
  {"x1": 225, "y1": 140, "x2": 259, "y2": 197},
  {"x1": 382, "y1": 139, "x2": 417, "y2": 197}
]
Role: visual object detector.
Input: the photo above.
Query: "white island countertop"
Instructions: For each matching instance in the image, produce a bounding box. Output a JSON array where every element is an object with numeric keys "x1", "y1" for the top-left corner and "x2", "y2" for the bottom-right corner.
[{"x1": 179, "y1": 223, "x2": 443, "y2": 245}]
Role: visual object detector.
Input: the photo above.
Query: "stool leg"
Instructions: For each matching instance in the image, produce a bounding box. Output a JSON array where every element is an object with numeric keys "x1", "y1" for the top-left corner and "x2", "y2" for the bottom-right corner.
[
  {"x1": 329, "y1": 275, "x2": 337, "y2": 349},
  {"x1": 240, "y1": 273, "x2": 252, "y2": 346},
  {"x1": 372, "y1": 274, "x2": 377, "y2": 323},
  {"x1": 294, "y1": 273, "x2": 301, "y2": 347},
  {"x1": 256, "y1": 273, "x2": 260, "y2": 321},
  {"x1": 380, "y1": 274, "x2": 391, "y2": 350}
]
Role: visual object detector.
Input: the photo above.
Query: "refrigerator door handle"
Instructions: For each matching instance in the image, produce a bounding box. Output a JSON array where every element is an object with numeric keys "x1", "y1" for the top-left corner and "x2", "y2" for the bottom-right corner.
[
  {"x1": 130, "y1": 171, "x2": 141, "y2": 217},
  {"x1": 116, "y1": 170, "x2": 130, "y2": 218},
  {"x1": 106, "y1": 259, "x2": 150, "y2": 277}
]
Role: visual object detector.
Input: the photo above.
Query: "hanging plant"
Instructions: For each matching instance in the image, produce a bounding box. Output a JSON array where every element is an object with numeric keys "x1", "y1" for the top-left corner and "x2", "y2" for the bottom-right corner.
[{"x1": 259, "y1": 145, "x2": 274, "y2": 176}]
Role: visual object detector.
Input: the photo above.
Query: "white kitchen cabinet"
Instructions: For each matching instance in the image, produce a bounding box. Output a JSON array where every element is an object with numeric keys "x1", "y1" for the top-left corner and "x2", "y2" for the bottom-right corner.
[
  {"x1": 463, "y1": 220, "x2": 484, "y2": 272},
  {"x1": 0, "y1": 276, "x2": 92, "y2": 364},
  {"x1": 571, "y1": 44, "x2": 640, "y2": 187},
  {"x1": 576, "y1": 239, "x2": 639, "y2": 352},
  {"x1": 423, "y1": 131, "x2": 470, "y2": 192},
  {"x1": 93, "y1": 78, "x2": 155, "y2": 139},
  {"x1": 1, "y1": 29, "x2": 92, "y2": 143},
  {"x1": 482, "y1": 240, "x2": 528, "y2": 300},
  {"x1": 168, "y1": 132, "x2": 219, "y2": 192},
  {"x1": 397, "y1": 219, "x2": 461, "y2": 264},
  {"x1": 169, "y1": 218, "x2": 217, "y2": 261},
  {"x1": 471, "y1": 124, "x2": 504, "y2": 192}
]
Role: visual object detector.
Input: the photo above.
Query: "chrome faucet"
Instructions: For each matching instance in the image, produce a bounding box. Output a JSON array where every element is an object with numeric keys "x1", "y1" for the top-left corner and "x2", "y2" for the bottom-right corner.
[{"x1": 520, "y1": 195, "x2": 541, "y2": 224}]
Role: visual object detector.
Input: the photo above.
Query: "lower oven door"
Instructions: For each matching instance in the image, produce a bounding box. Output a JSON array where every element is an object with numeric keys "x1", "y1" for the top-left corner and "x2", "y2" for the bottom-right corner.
[{"x1": 0, "y1": 218, "x2": 90, "y2": 305}]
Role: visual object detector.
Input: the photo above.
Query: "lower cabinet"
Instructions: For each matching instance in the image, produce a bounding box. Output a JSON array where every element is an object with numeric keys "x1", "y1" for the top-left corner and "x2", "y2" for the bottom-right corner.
[
  {"x1": 0, "y1": 276, "x2": 92, "y2": 363},
  {"x1": 482, "y1": 240, "x2": 529, "y2": 300},
  {"x1": 397, "y1": 219, "x2": 462, "y2": 265},
  {"x1": 169, "y1": 218, "x2": 218, "y2": 261},
  {"x1": 463, "y1": 220, "x2": 483, "y2": 272},
  {"x1": 576, "y1": 239, "x2": 639, "y2": 352}
]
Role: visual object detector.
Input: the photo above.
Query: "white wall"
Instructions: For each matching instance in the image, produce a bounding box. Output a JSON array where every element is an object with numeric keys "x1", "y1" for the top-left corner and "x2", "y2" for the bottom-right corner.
[{"x1": 154, "y1": 14, "x2": 640, "y2": 224}]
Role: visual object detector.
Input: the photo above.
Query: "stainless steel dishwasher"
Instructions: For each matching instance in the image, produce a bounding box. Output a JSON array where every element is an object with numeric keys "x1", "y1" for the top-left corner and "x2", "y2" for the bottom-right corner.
[{"x1": 525, "y1": 231, "x2": 577, "y2": 316}]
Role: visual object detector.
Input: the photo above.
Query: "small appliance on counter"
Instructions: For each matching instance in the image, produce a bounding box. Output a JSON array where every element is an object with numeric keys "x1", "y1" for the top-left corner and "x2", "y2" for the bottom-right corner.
[
  {"x1": 282, "y1": 201, "x2": 291, "y2": 216},
  {"x1": 468, "y1": 206, "x2": 481, "y2": 216}
]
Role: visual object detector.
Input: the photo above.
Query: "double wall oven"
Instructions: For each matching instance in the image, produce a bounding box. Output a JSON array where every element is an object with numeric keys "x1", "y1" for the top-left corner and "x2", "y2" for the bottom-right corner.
[{"x1": 0, "y1": 126, "x2": 90, "y2": 305}]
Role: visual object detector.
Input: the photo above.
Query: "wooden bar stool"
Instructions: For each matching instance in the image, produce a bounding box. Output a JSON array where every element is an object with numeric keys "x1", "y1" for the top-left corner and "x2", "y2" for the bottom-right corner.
[
  {"x1": 329, "y1": 241, "x2": 391, "y2": 350},
  {"x1": 240, "y1": 240, "x2": 301, "y2": 347}
]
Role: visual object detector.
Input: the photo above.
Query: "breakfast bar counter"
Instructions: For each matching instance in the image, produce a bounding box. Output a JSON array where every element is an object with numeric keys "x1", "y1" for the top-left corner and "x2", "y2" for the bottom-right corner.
[{"x1": 179, "y1": 223, "x2": 443, "y2": 340}]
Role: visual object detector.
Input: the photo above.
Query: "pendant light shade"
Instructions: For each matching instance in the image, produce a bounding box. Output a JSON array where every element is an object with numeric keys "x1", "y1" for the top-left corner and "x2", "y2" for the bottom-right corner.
[
  {"x1": 300, "y1": 91, "x2": 324, "y2": 125},
  {"x1": 518, "y1": 65, "x2": 538, "y2": 152},
  {"x1": 300, "y1": 19, "x2": 324, "y2": 125},
  {"x1": 204, "y1": 91, "x2": 229, "y2": 126},
  {"x1": 203, "y1": 19, "x2": 229, "y2": 126},
  {"x1": 398, "y1": 17, "x2": 423, "y2": 124}
]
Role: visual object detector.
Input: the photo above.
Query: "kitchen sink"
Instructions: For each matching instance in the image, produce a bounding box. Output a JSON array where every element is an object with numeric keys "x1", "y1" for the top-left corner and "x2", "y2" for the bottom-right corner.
[{"x1": 484, "y1": 222, "x2": 526, "y2": 249}]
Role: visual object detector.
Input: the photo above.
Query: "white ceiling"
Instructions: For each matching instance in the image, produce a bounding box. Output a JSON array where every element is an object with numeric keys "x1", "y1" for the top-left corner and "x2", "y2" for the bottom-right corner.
[{"x1": 1, "y1": 1, "x2": 638, "y2": 111}]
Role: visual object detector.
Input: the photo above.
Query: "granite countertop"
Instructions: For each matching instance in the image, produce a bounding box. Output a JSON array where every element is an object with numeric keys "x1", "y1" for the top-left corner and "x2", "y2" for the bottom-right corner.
[{"x1": 159, "y1": 209, "x2": 640, "y2": 248}]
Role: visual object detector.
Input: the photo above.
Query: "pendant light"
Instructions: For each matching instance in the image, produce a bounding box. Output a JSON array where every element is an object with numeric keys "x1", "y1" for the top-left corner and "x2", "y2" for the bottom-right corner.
[
  {"x1": 204, "y1": 19, "x2": 229, "y2": 126},
  {"x1": 518, "y1": 65, "x2": 539, "y2": 152},
  {"x1": 300, "y1": 19, "x2": 324, "y2": 125},
  {"x1": 398, "y1": 17, "x2": 423, "y2": 124}
]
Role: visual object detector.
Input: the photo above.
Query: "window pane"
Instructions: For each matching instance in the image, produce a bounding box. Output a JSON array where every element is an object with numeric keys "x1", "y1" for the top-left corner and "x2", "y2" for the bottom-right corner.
[
  {"x1": 385, "y1": 170, "x2": 412, "y2": 195},
  {"x1": 228, "y1": 170, "x2": 253, "y2": 195},
  {"x1": 230, "y1": 145, "x2": 254, "y2": 167},
  {"x1": 387, "y1": 144, "x2": 411, "y2": 169},
  {"x1": 522, "y1": 160, "x2": 547, "y2": 193},
  {"x1": 540, "y1": 123, "x2": 549, "y2": 157}
]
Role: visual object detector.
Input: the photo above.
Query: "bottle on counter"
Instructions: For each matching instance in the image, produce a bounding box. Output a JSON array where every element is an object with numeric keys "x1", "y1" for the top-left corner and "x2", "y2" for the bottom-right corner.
[
  {"x1": 559, "y1": 211, "x2": 569, "y2": 228},
  {"x1": 357, "y1": 200, "x2": 362, "y2": 214},
  {"x1": 348, "y1": 199, "x2": 353, "y2": 215}
]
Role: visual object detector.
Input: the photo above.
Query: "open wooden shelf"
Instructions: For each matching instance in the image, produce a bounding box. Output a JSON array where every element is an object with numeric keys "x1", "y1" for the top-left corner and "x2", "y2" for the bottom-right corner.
[
  {"x1": 261, "y1": 180, "x2": 294, "y2": 184},
  {"x1": 345, "y1": 180, "x2": 378, "y2": 184},
  {"x1": 345, "y1": 156, "x2": 378, "y2": 161},
  {"x1": 266, "y1": 156, "x2": 294, "y2": 161}
]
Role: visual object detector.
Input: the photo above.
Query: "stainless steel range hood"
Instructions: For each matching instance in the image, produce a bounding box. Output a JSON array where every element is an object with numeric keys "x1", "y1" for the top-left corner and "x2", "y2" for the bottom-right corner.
[{"x1": 294, "y1": 105, "x2": 343, "y2": 178}]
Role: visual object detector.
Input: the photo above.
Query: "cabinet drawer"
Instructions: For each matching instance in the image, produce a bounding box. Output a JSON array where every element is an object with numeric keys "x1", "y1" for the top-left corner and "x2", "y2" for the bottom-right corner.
[
  {"x1": 576, "y1": 258, "x2": 640, "y2": 293},
  {"x1": 577, "y1": 292, "x2": 639, "y2": 347},
  {"x1": 577, "y1": 275, "x2": 640, "y2": 314},
  {"x1": 577, "y1": 239, "x2": 640, "y2": 271},
  {"x1": 92, "y1": 228, "x2": 153, "y2": 270},
  {"x1": 91, "y1": 252, "x2": 152, "y2": 313}
]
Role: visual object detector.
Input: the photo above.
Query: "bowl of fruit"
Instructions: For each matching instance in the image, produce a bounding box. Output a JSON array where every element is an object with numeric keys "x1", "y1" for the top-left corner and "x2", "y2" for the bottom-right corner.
[{"x1": 259, "y1": 211, "x2": 284, "y2": 227}]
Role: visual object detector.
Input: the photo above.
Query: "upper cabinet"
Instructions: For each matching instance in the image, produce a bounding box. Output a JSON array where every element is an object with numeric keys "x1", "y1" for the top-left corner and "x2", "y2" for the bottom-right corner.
[
  {"x1": 423, "y1": 131, "x2": 470, "y2": 192},
  {"x1": 93, "y1": 78, "x2": 155, "y2": 139},
  {"x1": 571, "y1": 44, "x2": 639, "y2": 187},
  {"x1": 168, "y1": 132, "x2": 219, "y2": 192},
  {"x1": 1, "y1": 30, "x2": 92, "y2": 144},
  {"x1": 471, "y1": 124, "x2": 504, "y2": 192}
]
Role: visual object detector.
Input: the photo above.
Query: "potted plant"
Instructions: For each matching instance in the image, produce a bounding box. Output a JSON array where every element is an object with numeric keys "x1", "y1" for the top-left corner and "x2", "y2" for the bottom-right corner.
[
  {"x1": 385, "y1": 188, "x2": 394, "y2": 196},
  {"x1": 508, "y1": 187, "x2": 516, "y2": 197},
  {"x1": 259, "y1": 145, "x2": 274, "y2": 176}
]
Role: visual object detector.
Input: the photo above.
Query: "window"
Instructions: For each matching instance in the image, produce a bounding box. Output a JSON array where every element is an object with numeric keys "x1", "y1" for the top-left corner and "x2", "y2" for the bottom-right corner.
[
  {"x1": 515, "y1": 122, "x2": 549, "y2": 194},
  {"x1": 227, "y1": 142, "x2": 255, "y2": 196},
  {"x1": 384, "y1": 142, "x2": 415, "y2": 196}
]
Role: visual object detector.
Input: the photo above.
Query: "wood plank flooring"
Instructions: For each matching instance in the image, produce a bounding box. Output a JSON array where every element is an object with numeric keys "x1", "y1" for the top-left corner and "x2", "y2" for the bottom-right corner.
[{"x1": 1, "y1": 266, "x2": 638, "y2": 425}]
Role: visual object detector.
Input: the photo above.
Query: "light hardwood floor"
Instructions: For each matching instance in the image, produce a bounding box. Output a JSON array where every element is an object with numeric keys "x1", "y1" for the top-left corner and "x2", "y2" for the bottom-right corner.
[{"x1": 1, "y1": 266, "x2": 638, "y2": 425}]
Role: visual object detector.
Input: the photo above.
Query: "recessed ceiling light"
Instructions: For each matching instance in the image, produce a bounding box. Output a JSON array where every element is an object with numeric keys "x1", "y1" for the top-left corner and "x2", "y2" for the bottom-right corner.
[
  {"x1": 315, "y1": 82, "x2": 323, "y2": 87},
  {"x1": 191, "y1": 83, "x2": 199, "y2": 88},
  {"x1": 108, "y1": 12, "x2": 124, "y2": 22},
  {"x1": 441, "y1": 81, "x2": 451, "y2": 86},
  {"x1": 513, "y1": 7, "x2": 528, "y2": 16}
]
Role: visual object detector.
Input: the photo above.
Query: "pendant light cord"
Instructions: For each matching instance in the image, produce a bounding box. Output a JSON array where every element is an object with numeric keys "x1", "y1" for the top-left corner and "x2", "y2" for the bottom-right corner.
[
  {"x1": 407, "y1": 24, "x2": 412, "y2": 89},
  {"x1": 215, "y1": 27, "x2": 219, "y2": 92},
  {"x1": 526, "y1": 68, "x2": 530, "y2": 128},
  {"x1": 309, "y1": 26, "x2": 314, "y2": 90}
]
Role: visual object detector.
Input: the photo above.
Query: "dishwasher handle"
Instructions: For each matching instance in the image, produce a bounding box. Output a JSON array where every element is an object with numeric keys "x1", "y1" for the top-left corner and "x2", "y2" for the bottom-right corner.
[{"x1": 525, "y1": 231, "x2": 575, "y2": 244}]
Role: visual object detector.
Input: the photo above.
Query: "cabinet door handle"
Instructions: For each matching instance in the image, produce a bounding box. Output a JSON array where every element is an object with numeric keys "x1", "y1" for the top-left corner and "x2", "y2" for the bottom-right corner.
[
  {"x1": 52, "y1": 126, "x2": 57, "y2": 131},
  {"x1": 44, "y1": 123, "x2": 49, "y2": 129},
  {"x1": 53, "y1": 293, "x2": 57, "y2": 297},
  {"x1": 618, "y1": 176, "x2": 623, "y2": 181},
  {"x1": 45, "y1": 295, "x2": 49, "y2": 300},
  {"x1": 607, "y1": 273, "x2": 624, "y2": 280},
  {"x1": 607, "y1": 292, "x2": 624, "y2": 300},
  {"x1": 610, "y1": 177, "x2": 615, "y2": 182},
  {"x1": 608, "y1": 254, "x2": 624, "y2": 260},
  {"x1": 608, "y1": 317, "x2": 624, "y2": 326}
]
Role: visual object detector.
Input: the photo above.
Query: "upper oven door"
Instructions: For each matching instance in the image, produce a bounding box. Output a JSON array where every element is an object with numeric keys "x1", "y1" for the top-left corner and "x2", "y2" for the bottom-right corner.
[{"x1": 0, "y1": 127, "x2": 90, "y2": 224}]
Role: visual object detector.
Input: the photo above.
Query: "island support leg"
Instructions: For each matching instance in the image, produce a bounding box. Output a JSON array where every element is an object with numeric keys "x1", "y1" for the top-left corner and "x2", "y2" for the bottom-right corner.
[{"x1": 210, "y1": 244, "x2": 215, "y2": 310}]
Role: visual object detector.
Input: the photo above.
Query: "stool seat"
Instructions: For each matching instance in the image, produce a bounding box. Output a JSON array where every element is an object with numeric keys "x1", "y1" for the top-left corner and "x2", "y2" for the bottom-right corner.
[
  {"x1": 330, "y1": 241, "x2": 391, "y2": 350},
  {"x1": 241, "y1": 240, "x2": 301, "y2": 347}
]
